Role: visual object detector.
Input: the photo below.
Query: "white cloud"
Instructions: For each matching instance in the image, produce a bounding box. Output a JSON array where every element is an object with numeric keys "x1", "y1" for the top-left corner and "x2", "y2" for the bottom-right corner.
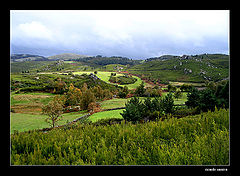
[
  {"x1": 17, "y1": 21, "x2": 53, "y2": 40},
  {"x1": 11, "y1": 10, "x2": 229, "y2": 58}
]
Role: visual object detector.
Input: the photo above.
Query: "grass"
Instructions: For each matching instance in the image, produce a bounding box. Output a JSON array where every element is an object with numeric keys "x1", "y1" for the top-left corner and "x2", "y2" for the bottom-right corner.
[
  {"x1": 10, "y1": 111, "x2": 88, "y2": 134},
  {"x1": 100, "y1": 98, "x2": 128, "y2": 110},
  {"x1": 73, "y1": 71, "x2": 142, "y2": 90},
  {"x1": 86, "y1": 109, "x2": 124, "y2": 123},
  {"x1": 90, "y1": 93, "x2": 188, "y2": 123},
  {"x1": 11, "y1": 108, "x2": 229, "y2": 165}
]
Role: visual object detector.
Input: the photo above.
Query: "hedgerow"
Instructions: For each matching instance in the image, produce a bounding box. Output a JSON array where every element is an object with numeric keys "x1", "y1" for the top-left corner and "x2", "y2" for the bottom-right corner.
[{"x1": 11, "y1": 108, "x2": 229, "y2": 165}]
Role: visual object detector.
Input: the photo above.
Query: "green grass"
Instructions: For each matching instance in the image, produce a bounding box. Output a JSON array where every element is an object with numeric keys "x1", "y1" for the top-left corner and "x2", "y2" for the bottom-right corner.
[
  {"x1": 91, "y1": 93, "x2": 188, "y2": 123},
  {"x1": 73, "y1": 71, "x2": 142, "y2": 89},
  {"x1": 10, "y1": 111, "x2": 87, "y2": 134},
  {"x1": 87, "y1": 109, "x2": 124, "y2": 123},
  {"x1": 11, "y1": 108, "x2": 229, "y2": 165},
  {"x1": 100, "y1": 98, "x2": 128, "y2": 110}
]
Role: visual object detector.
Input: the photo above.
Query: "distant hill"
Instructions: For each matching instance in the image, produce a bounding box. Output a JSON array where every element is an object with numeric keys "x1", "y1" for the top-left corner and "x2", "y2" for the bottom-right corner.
[
  {"x1": 11, "y1": 54, "x2": 48, "y2": 62},
  {"x1": 47, "y1": 53, "x2": 90, "y2": 60},
  {"x1": 128, "y1": 54, "x2": 229, "y2": 83},
  {"x1": 76, "y1": 56, "x2": 142, "y2": 67}
]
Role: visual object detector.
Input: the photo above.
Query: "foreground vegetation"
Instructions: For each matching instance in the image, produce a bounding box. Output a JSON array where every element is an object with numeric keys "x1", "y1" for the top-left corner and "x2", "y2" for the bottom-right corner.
[{"x1": 11, "y1": 108, "x2": 229, "y2": 165}]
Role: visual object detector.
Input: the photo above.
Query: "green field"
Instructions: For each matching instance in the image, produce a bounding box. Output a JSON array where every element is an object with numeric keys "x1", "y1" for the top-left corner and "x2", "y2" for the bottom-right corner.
[
  {"x1": 73, "y1": 71, "x2": 142, "y2": 89},
  {"x1": 87, "y1": 109, "x2": 124, "y2": 123},
  {"x1": 10, "y1": 111, "x2": 87, "y2": 134},
  {"x1": 88, "y1": 93, "x2": 188, "y2": 123}
]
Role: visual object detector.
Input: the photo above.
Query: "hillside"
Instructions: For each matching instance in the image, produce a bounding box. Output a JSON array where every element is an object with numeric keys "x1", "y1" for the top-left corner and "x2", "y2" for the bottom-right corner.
[
  {"x1": 128, "y1": 54, "x2": 229, "y2": 83},
  {"x1": 47, "y1": 53, "x2": 90, "y2": 60},
  {"x1": 11, "y1": 54, "x2": 48, "y2": 62},
  {"x1": 75, "y1": 56, "x2": 142, "y2": 67},
  {"x1": 11, "y1": 108, "x2": 229, "y2": 165}
]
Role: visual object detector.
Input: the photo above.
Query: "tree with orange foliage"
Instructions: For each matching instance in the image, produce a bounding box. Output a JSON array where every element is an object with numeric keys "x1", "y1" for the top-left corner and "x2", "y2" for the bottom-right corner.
[{"x1": 65, "y1": 83, "x2": 82, "y2": 106}]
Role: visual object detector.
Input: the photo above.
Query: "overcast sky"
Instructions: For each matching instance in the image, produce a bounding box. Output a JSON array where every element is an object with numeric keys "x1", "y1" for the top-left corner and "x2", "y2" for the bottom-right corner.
[{"x1": 10, "y1": 10, "x2": 229, "y2": 59}]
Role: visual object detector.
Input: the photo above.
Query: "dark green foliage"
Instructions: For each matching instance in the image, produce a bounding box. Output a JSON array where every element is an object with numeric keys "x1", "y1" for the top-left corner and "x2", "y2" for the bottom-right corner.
[
  {"x1": 109, "y1": 75, "x2": 137, "y2": 85},
  {"x1": 75, "y1": 56, "x2": 141, "y2": 67},
  {"x1": 186, "y1": 80, "x2": 229, "y2": 111},
  {"x1": 134, "y1": 81, "x2": 145, "y2": 96},
  {"x1": 161, "y1": 93, "x2": 175, "y2": 114},
  {"x1": 11, "y1": 73, "x2": 118, "y2": 94},
  {"x1": 11, "y1": 108, "x2": 229, "y2": 165},
  {"x1": 118, "y1": 86, "x2": 129, "y2": 98},
  {"x1": 121, "y1": 94, "x2": 175, "y2": 122},
  {"x1": 180, "y1": 84, "x2": 194, "y2": 92},
  {"x1": 121, "y1": 97, "x2": 144, "y2": 122}
]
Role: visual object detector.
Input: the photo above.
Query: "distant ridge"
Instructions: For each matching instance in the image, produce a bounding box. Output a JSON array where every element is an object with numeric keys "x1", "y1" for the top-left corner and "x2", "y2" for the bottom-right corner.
[
  {"x1": 11, "y1": 54, "x2": 48, "y2": 62},
  {"x1": 47, "y1": 53, "x2": 90, "y2": 60}
]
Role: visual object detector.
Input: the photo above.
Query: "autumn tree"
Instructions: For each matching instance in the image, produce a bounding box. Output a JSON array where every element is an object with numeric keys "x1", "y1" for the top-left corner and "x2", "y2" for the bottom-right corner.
[
  {"x1": 53, "y1": 77, "x2": 67, "y2": 94},
  {"x1": 65, "y1": 83, "x2": 82, "y2": 106},
  {"x1": 42, "y1": 95, "x2": 65, "y2": 128},
  {"x1": 80, "y1": 84, "x2": 96, "y2": 110}
]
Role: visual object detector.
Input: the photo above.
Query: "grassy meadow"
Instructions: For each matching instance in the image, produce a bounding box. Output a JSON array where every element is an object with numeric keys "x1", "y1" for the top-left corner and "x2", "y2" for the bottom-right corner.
[{"x1": 73, "y1": 71, "x2": 143, "y2": 89}]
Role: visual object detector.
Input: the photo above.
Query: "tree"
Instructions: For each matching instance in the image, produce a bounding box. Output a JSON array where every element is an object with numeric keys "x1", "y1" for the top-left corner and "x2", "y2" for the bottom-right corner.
[
  {"x1": 65, "y1": 83, "x2": 82, "y2": 106},
  {"x1": 80, "y1": 89, "x2": 96, "y2": 110},
  {"x1": 168, "y1": 84, "x2": 176, "y2": 92},
  {"x1": 174, "y1": 90, "x2": 182, "y2": 100},
  {"x1": 42, "y1": 95, "x2": 65, "y2": 128},
  {"x1": 92, "y1": 86, "x2": 104, "y2": 100},
  {"x1": 53, "y1": 78, "x2": 67, "y2": 94},
  {"x1": 118, "y1": 86, "x2": 129, "y2": 98},
  {"x1": 161, "y1": 93, "x2": 174, "y2": 114},
  {"x1": 185, "y1": 87, "x2": 219, "y2": 112},
  {"x1": 120, "y1": 97, "x2": 144, "y2": 123},
  {"x1": 135, "y1": 81, "x2": 145, "y2": 96}
]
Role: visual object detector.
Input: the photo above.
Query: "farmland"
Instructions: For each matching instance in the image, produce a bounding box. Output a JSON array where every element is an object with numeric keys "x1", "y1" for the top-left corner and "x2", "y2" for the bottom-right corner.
[
  {"x1": 73, "y1": 71, "x2": 143, "y2": 89},
  {"x1": 10, "y1": 53, "x2": 230, "y2": 165}
]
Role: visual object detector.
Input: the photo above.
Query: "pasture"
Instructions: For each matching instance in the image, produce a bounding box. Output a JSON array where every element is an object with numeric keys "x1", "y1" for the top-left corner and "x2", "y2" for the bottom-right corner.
[{"x1": 73, "y1": 71, "x2": 143, "y2": 89}]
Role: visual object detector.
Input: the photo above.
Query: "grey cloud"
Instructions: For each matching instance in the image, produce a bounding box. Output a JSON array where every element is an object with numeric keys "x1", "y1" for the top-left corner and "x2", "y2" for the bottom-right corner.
[{"x1": 10, "y1": 10, "x2": 229, "y2": 59}]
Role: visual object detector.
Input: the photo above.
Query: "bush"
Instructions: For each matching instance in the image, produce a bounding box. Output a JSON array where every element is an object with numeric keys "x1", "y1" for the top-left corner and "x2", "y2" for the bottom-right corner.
[
  {"x1": 161, "y1": 93, "x2": 174, "y2": 114},
  {"x1": 134, "y1": 82, "x2": 145, "y2": 96},
  {"x1": 173, "y1": 107, "x2": 198, "y2": 118},
  {"x1": 185, "y1": 81, "x2": 229, "y2": 112},
  {"x1": 118, "y1": 86, "x2": 129, "y2": 98},
  {"x1": 120, "y1": 97, "x2": 144, "y2": 122},
  {"x1": 121, "y1": 94, "x2": 175, "y2": 122}
]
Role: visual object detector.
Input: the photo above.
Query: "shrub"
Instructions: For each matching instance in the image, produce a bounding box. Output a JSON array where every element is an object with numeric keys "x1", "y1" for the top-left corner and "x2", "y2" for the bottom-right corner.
[
  {"x1": 134, "y1": 81, "x2": 145, "y2": 96},
  {"x1": 185, "y1": 82, "x2": 229, "y2": 112},
  {"x1": 161, "y1": 93, "x2": 174, "y2": 114},
  {"x1": 120, "y1": 97, "x2": 144, "y2": 122},
  {"x1": 118, "y1": 86, "x2": 129, "y2": 98},
  {"x1": 121, "y1": 94, "x2": 175, "y2": 122}
]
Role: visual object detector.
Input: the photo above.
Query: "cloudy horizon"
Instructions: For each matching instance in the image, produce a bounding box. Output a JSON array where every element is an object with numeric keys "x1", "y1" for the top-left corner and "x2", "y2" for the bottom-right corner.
[{"x1": 10, "y1": 10, "x2": 229, "y2": 59}]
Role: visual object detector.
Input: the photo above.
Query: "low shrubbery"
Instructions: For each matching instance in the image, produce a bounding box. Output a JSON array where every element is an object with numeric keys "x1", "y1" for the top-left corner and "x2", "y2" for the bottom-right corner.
[{"x1": 11, "y1": 108, "x2": 229, "y2": 165}]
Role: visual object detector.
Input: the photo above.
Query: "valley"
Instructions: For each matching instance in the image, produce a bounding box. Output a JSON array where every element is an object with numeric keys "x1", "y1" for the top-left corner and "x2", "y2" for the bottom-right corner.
[{"x1": 10, "y1": 53, "x2": 229, "y2": 165}]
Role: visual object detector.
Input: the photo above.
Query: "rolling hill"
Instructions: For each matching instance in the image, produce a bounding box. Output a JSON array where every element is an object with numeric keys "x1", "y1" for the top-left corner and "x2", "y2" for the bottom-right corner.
[
  {"x1": 47, "y1": 53, "x2": 90, "y2": 60},
  {"x1": 128, "y1": 54, "x2": 229, "y2": 83}
]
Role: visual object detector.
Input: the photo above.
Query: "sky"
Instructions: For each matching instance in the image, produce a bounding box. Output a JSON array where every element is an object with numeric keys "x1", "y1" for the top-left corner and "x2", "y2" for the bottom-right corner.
[{"x1": 10, "y1": 10, "x2": 229, "y2": 59}]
